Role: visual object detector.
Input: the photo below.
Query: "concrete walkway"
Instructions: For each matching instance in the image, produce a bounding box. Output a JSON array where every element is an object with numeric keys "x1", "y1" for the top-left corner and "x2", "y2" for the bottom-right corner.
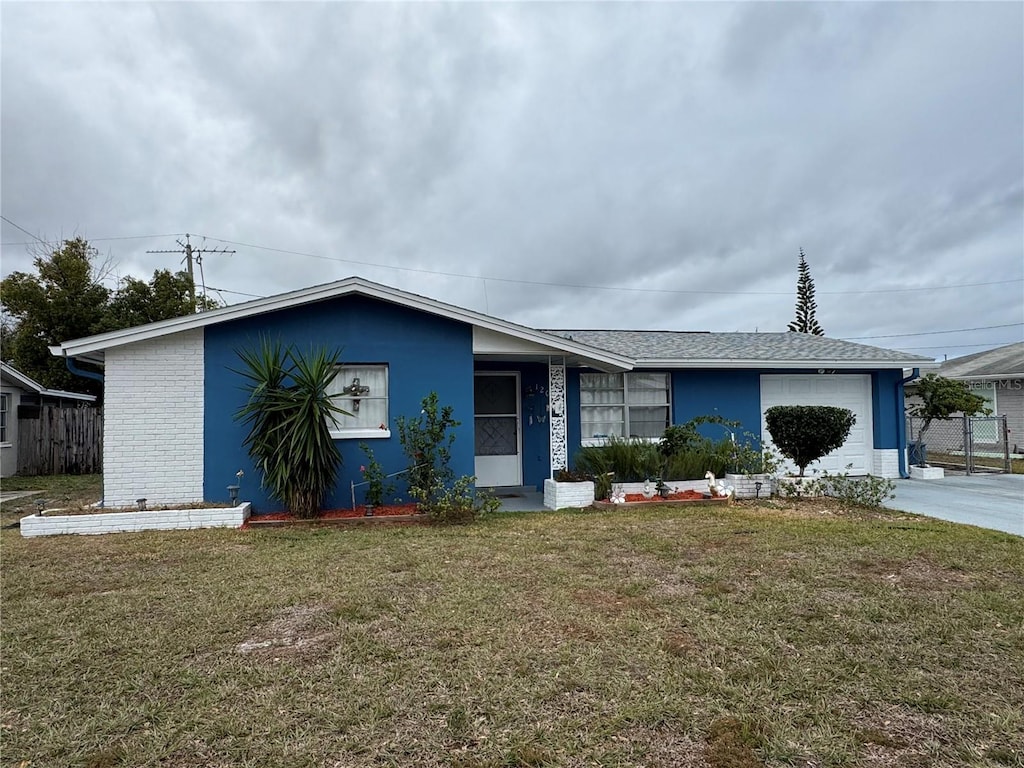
[
  {"x1": 884, "y1": 473, "x2": 1023, "y2": 537},
  {"x1": 0, "y1": 490, "x2": 43, "y2": 504}
]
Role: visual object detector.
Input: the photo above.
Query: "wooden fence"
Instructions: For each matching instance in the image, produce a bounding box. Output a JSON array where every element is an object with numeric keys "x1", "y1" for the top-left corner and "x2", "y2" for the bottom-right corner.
[{"x1": 17, "y1": 405, "x2": 102, "y2": 476}]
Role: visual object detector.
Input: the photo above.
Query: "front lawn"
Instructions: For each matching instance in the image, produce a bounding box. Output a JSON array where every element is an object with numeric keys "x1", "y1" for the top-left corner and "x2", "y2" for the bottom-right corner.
[{"x1": 2, "y1": 503, "x2": 1021, "y2": 767}]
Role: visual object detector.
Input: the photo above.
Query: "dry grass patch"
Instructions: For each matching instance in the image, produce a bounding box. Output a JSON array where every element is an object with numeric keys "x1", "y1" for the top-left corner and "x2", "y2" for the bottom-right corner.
[{"x1": 2, "y1": 501, "x2": 1022, "y2": 767}]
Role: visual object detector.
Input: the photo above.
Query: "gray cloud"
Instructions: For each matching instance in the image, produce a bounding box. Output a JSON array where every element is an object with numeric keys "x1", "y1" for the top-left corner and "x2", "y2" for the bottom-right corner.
[{"x1": 2, "y1": 2, "x2": 1021, "y2": 360}]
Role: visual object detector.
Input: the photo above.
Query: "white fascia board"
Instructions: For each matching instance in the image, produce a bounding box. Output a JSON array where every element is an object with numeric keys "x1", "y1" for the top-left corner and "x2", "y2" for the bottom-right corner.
[
  {"x1": 49, "y1": 276, "x2": 634, "y2": 371},
  {"x1": 635, "y1": 358, "x2": 941, "y2": 370},
  {"x1": 471, "y1": 327, "x2": 632, "y2": 371},
  {"x1": 0, "y1": 362, "x2": 44, "y2": 393},
  {"x1": 40, "y1": 389, "x2": 96, "y2": 402}
]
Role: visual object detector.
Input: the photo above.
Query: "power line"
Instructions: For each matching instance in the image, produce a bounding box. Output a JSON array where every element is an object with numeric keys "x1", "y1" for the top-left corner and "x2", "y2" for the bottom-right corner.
[
  {"x1": 0, "y1": 216, "x2": 50, "y2": 245},
  {"x1": 898, "y1": 340, "x2": 1021, "y2": 351},
  {"x1": 193, "y1": 232, "x2": 1024, "y2": 297},
  {"x1": 203, "y1": 285, "x2": 264, "y2": 298},
  {"x1": 843, "y1": 322, "x2": 1024, "y2": 340},
  {"x1": 1, "y1": 232, "x2": 184, "y2": 247}
]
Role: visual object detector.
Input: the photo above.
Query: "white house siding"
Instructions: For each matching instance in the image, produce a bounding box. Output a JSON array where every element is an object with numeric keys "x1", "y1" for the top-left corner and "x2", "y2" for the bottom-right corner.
[
  {"x1": 102, "y1": 329, "x2": 204, "y2": 506},
  {"x1": 991, "y1": 380, "x2": 1023, "y2": 454},
  {"x1": 0, "y1": 386, "x2": 22, "y2": 478}
]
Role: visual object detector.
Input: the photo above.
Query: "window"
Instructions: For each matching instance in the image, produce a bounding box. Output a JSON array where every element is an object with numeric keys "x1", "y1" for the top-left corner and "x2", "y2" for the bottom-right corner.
[
  {"x1": 327, "y1": 365, "x2": 390, "y2": 438},
  {"x1": 580, "y1": 372, "x2": 670, "y2": 441},
  {"x1": 0, "y1": 393, "x2": 9, "y2": 443}
]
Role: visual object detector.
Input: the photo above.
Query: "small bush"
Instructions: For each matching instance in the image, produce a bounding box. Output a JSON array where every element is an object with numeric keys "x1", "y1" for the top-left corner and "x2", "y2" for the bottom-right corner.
[
  {"x1": 423, "y1": 475, "x2": 498, "y2": 525},
  {"x1": 820, "y1": 471, "x2": 896, "y2": 508},
  {"x1": 765, "y1": 405, "x2": 856, "y2": 477},
  {"x1": 575, "y1": 437, "x2": 662, "y2": 482}
]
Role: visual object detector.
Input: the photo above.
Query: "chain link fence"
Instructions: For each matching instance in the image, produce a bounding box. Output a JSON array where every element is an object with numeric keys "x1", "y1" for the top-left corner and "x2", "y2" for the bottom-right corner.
[{"x1": 906, "y1": 415, "x2": 1011, "y2": 474}]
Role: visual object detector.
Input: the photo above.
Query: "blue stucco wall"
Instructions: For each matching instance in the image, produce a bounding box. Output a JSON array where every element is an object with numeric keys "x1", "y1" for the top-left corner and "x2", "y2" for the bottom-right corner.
[
  {"x1": 204, "y1": 296, "x2": 474, "y2": 512},
  {"x1": 563, "y1": 368, "x2": 909, "y2": 467},
  {"x1": 672, "y1": 370, "x2": 764, "y2": 443},
  {"x1": 871, "y1": 369, "x2": 903, "y2": 450}
]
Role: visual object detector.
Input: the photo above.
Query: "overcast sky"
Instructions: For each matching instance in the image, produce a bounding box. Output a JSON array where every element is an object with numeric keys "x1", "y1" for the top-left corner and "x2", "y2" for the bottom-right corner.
[{"x1": 2, "y1": 1, "x2": 1022, "y2": 362}]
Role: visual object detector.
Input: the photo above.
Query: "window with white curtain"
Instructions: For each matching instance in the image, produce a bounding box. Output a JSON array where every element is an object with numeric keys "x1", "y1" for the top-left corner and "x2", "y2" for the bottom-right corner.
[
  {"x1": 328, "y1": 364, "x2": 390, "y2": 438},
  {"x1": 580, "y1": 372, "x2": 670, "y2": 441}
]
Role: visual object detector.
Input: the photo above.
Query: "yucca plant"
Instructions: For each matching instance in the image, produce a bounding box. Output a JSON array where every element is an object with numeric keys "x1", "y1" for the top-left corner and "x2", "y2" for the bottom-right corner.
[{"x1": 234, "y1": 338, "x2": 351, "y2": 518}]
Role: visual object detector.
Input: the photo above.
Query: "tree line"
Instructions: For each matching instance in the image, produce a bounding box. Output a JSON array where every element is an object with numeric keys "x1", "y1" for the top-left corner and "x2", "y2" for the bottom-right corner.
[{"x1": 1, "y1": 237, "x2": 218, "y2": 400}]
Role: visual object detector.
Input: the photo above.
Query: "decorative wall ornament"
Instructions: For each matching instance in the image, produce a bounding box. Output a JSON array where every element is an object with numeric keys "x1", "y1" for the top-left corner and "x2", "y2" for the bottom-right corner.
[{"x1": 342, "y1": 377, "x2": 370, "y2": 411}]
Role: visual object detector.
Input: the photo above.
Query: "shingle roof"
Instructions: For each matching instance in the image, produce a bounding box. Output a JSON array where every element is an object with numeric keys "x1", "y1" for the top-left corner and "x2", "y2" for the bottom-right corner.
[
  {"x1": 544, "y1": 330, "x2": 934, "y2": 367},
  {"x1": 937, "y1": 342, "x2": 1024, "y2": 378}
]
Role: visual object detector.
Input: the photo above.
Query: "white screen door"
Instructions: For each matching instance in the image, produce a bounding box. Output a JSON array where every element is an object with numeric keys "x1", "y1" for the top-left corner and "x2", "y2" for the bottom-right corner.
[{"x1": 474, "y1": 373, "x2": 522, "y2": 487}]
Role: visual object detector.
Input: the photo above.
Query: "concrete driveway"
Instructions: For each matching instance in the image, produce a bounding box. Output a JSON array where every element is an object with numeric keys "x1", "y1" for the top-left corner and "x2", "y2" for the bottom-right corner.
[{"x1": 885, "y1": 473, "x2": 1023, "y2": 536}]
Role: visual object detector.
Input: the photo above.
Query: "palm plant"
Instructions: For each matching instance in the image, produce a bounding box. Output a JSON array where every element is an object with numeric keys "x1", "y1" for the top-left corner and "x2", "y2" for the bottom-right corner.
[{"x1": 235, "y1": 338, "x2": 350, "y2": 518}]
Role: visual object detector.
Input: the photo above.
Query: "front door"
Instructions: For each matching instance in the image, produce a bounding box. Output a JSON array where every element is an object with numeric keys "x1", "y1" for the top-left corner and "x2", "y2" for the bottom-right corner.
[{"x1": 474, "y1": 372, "x2": 522, "y2": 487}]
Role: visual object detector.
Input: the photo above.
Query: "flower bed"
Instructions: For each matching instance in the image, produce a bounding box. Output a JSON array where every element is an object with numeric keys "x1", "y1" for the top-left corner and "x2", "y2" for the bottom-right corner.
[
  {"x1": 21, "y1": 503, "x2": 251, "y2": 537},
  {"x1": 592, "y1": 490, "x2": 732, "y2": 510},
  {"x1": 244, "y1": 503, "x2": 422, "y2": 528}
]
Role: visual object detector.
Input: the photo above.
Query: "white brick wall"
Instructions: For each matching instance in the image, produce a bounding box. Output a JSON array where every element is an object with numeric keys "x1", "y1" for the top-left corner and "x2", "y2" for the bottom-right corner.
[
  {"x1": 543, "y1": 479, "x2": 595, "y2": 510},
  {"x1": 872, "y1": 449, "x2": 900, "y2": 479},
  {"x1": 103, "y1": 329, "x2": 204, "y2": 506},
  {"x1": 21, "y1": 503, "x2": 250, "y2": 537}
]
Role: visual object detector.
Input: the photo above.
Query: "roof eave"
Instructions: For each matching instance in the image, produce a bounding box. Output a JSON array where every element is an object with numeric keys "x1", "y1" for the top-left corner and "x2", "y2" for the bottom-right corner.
[
  {"x1": 633, "y1": 358, "x2": 940, "y2": 370},
  {"x1": 48, "y1": 277, "x2": 635, "y2": 372}
]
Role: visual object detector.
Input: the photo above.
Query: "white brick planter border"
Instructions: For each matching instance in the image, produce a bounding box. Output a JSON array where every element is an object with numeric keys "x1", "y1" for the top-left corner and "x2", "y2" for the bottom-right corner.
[
  {"x1": 724, "y1": 474, "x2": 775, "y2": 500},
  {"x1": 615, "y1": 480, "x2": 709, "y2": 496},
  {"x1": 21, "y1": 503, "x2": 251, "y2": 537},
  {"x1": 543, "y1": 479, "x2": 595, "y2": 510},
  {"x1": 909, "y1": 465, "x2": 944, "y2": 480}
]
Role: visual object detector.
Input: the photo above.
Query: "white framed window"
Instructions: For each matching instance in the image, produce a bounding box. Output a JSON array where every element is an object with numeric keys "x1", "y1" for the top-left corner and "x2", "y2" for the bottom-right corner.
[
  {"x1": 327, "y1": 364, "x2": 390, "y2": 439},
  {"x1": 0, "y1": 393, "x2": 9, "y2": 444},
  {"x1": 580, "y1": 372, "x2": 670, "y2": 443}
]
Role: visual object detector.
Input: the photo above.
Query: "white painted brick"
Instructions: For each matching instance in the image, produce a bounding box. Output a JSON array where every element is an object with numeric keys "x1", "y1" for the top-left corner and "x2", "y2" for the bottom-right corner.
[
  {"x1": 543, "y1": 479, "x2": 595, "y2": 510},
  {"x1": 21, "y1": 504, "x2": 250, "y2": 537},
  {"x1": 871, "y1": 449, "x2": 900, "y2": 479},
  {"x1": 102, "y1": 329, "x2": 204, "y2": 507}
]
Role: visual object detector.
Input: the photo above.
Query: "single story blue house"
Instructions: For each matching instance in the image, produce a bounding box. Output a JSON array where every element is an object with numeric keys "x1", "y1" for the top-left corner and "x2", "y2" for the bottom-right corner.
[{"x1": 50, "y1": 276, "x2": 934, "y2": 511}]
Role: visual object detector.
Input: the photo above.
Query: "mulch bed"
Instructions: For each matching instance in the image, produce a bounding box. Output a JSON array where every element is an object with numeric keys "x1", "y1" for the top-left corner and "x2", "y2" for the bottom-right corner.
[
  {"x1": 623, "y1": 490, "x2": 709, "y2": 502},
  {"x1": 244, "y1": 503, "x2": 423, "y2": 528},
  {"x1": 594, "y1": 490, "x2": 732, "y2": 510}
]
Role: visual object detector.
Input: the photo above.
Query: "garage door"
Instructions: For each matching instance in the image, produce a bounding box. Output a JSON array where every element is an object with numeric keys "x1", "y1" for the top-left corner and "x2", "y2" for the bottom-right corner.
[{"x1": 760, "y1": 374, "x2": 873, "y2": 475}]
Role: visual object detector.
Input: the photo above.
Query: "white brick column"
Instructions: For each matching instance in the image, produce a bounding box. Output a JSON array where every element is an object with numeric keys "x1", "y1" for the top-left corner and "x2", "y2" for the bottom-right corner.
[{"x1": 102, "y1": 329, "x2": 204, "y2": 506}]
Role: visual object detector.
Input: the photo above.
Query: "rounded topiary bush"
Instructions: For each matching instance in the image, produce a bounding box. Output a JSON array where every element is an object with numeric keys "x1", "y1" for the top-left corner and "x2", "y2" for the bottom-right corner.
[{"x1": 765, "y1": 405, "x2": 856, "y2": 477}]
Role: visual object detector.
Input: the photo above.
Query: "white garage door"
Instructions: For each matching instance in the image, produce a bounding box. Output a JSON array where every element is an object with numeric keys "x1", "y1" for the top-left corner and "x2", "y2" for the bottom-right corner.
[{"x1": 760, "y1": 374, "x2": 873, "y2": 476}]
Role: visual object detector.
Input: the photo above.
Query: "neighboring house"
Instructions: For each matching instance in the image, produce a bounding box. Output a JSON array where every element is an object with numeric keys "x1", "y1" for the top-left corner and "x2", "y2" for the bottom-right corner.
[
  {"x1": 0, "y1": 362, "x2": 97, "y2": 478},
  {"x1": 49, "y1": 276, "x2": 934, "y2": 511},
  {"x1": 931, "y1": 342, "x2": 1023, "y2": 454}
]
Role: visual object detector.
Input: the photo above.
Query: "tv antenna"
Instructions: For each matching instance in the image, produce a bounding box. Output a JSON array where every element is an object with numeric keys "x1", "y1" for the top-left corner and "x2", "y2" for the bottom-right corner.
[{"x1": 147, "y1": 233, "x2": 235, "y2": 311}]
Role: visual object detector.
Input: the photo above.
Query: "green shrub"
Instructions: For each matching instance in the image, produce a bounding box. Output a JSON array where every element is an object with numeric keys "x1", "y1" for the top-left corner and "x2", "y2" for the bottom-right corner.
[
  {"x1": 395, "y1": 392, "x2": 460, "y2": 508},
  {"x1": 574, "y1": 437, "x2": 662, "y2": 482},
  {"x1": 820, "y1": 470, "x2": 896, "y2": 508},
  {"x1": 359, "y1": 443, "x2": 395, "y2": 507},
  {"x1": 764, "y1": 405, "x2": 856, "y2": 477},
  {"x1": 426, "y1": 475, "x2": 499, "y2": 524},
  {"x1": 663, "y1": 449, "x2": 730, "y2": 480}
]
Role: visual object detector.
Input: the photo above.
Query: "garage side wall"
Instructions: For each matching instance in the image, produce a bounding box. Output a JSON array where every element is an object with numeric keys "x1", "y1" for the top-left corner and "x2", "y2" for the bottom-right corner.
[
  {"x1": 872, "y1": 370, "x2": 902, "y2": 478},
  {"x1": 102, "y1": 329, "x2": 205, "y2": 506}
]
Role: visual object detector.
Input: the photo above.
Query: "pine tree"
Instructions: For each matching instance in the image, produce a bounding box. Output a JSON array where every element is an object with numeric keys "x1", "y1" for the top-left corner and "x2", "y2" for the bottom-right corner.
[{"x1": 787, "y1": 248, "x2": 824, "y2": 335}]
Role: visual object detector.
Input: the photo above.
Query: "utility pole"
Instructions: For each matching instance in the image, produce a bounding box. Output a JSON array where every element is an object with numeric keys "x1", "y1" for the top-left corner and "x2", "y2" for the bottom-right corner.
[{"x1": 147, "y1": 233, "x2": 235, "y2": 312}]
